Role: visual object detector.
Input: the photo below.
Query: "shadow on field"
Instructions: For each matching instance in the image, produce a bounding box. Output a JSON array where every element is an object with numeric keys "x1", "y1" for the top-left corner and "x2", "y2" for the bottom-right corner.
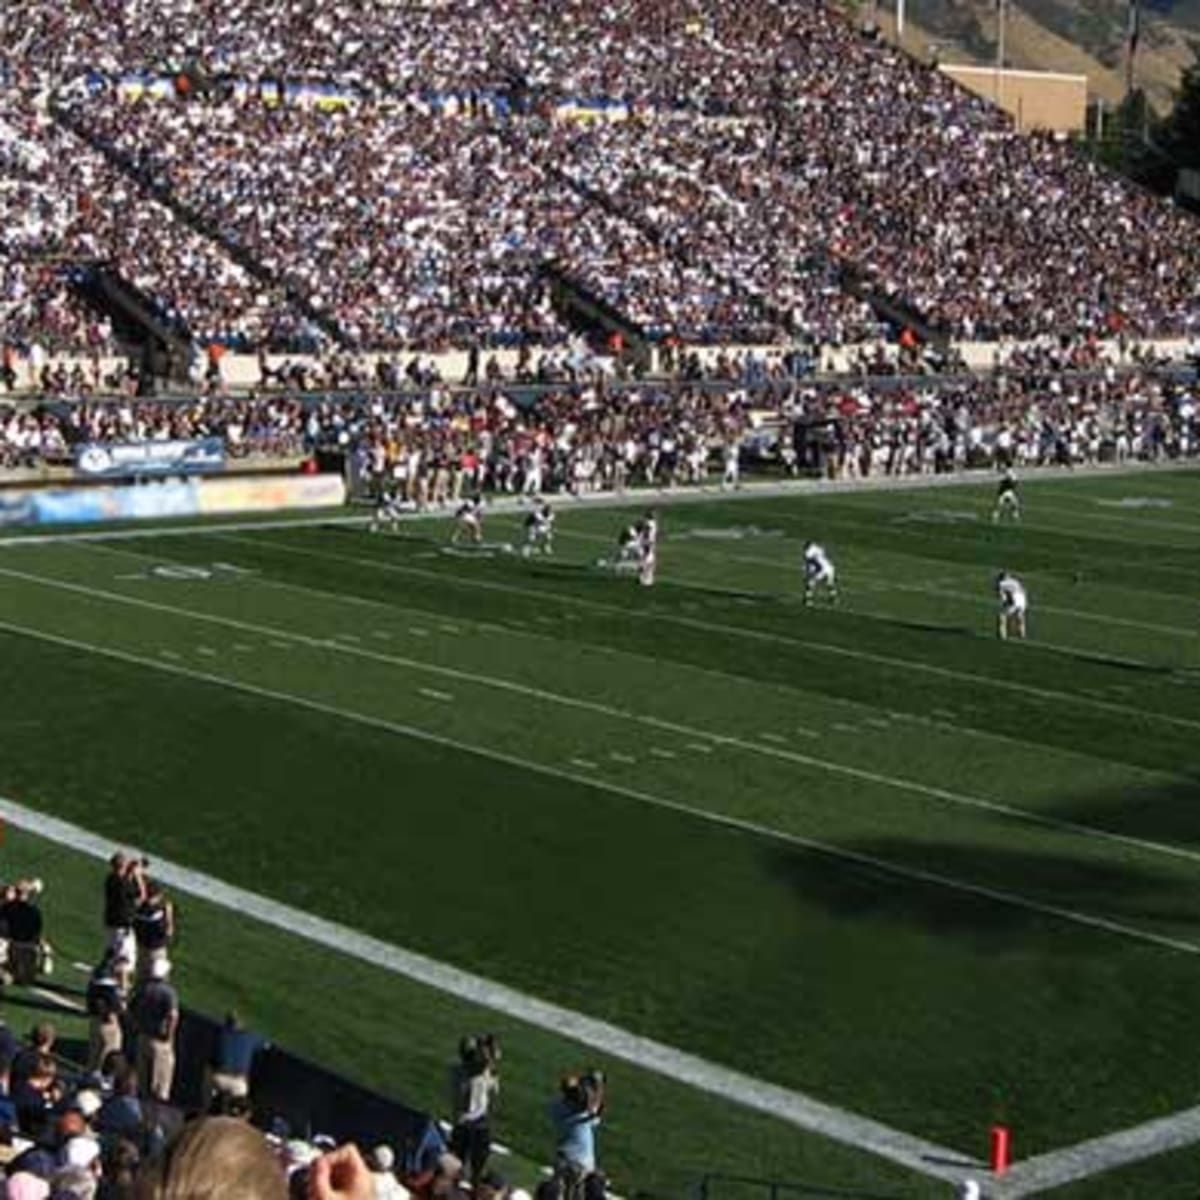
[
  {"x1": 764, "y1": 828, "x2": 1190, "y2": 951},
  {"x1": 1052, "y1": 778, "x2": 1200, "y2": 852}
]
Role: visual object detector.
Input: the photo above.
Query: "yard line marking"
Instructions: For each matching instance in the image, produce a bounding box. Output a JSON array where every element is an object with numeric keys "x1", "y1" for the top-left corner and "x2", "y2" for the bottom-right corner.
[
  {"x1": 82, "y1": 540, "x2": 1158, "y2": 780},
  {"x1": 418, "y1": 688, "x2": 454, "y2": 703},
  {"x1": 760, "y1": 733, "x2": 788, "y2": 744},
  {"x1": 649, "y1": 747, "x2": 677, "y2": 759},
  {"x1": 3, "y1": 562, "x2": 1200, "y2": 877},
  {"x1": 609, "y1": 752, "x2": 637, "y2": 764},
  {"x1": 218, "y1": 535, "x2": 1200, "y2": 734},
  {"x1": 569, "y1": 758, "x2": 599, "y2": 770},
  {"x1": 408, "y1": 627, "x2": 430, "y2": 637},
  {"x1": 685, "y1": 743, "x2": 714, "y2": 754},
  {"x1": 2, "y1": 617, "x2": 1198, "y2": 967},
  {"x1": 863, "y1": 718, "x2": 891, "y2": 729},
  {"x1": 195, "y1": 646, "x2": 218, "y2": 657},
  {"x1": 996, "y1": 1103, "x2": 1200, "y2": 1198},
  {"x1": 0, "y1": 788, "x2": 973, "y2": 1188}
]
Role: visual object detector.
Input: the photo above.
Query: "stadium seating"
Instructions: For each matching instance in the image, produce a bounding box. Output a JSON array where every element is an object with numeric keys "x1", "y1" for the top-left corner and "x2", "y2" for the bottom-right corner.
[{"x1": 4, "y1": 0, "x2": 1198, "y2": 357}]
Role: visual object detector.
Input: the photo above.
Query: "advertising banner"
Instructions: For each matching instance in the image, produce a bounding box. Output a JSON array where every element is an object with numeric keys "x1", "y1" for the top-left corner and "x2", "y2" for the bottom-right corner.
[{"x1": 75, "y1": 438, "x2": 226, "y2": 478}]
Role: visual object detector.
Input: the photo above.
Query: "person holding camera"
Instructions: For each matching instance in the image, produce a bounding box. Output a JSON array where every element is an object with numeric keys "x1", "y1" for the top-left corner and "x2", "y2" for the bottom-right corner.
[
  {"x1": 448, "y1": 1034, "x2": 500, "y2": 1183},
  {"x1": 549, "y1": 1070, "x2": 605, "y2": 1177},
  {"x1": 104, "y1": 854, "x2": 147, "y2": 984}
]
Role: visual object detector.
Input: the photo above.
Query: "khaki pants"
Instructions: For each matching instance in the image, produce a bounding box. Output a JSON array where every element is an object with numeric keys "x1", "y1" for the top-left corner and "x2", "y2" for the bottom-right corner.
[
  {"x1": 210, "y1": 1070, "x2": 249, "y2": 1099},
  {"x1": 137, "y1": 1036, "x2": 175, "y2": 1102},
  {"x1": 89, "y1": 1015, "x2": 123, "y2": 1072}
]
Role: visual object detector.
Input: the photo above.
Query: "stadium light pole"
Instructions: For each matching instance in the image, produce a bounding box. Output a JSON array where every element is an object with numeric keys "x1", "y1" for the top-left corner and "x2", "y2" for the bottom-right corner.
[{"x1": 994, "y1": 0, "x2": 1007, "y2": 106}]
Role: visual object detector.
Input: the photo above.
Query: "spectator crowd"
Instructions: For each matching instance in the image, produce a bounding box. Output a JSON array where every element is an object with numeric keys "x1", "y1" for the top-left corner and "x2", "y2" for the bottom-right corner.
[
  {"x1": 0, "y1": 859, "x2": 614, "y2": 1199},
  {"x1": 1, "y1": 0, "x2": 1199, "y2": 364}
]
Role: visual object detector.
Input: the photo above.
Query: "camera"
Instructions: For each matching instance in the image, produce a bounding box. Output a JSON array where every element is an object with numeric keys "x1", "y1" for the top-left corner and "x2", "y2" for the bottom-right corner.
[{"x1": 459, "y1": 1033, "x2": 501, "y2": 1076}]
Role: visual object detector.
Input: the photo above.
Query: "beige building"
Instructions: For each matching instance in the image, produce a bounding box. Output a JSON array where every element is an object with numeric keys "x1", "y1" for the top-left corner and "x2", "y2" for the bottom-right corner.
[{"x1": 938, "y1": 64, "x2": 1088, "y2": 134}]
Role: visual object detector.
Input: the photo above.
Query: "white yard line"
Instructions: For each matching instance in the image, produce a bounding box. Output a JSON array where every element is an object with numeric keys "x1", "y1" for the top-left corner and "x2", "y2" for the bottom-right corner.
[
  {"x1": 2, "y1": 562, "x2": 1199, "y2": 876},
  {"x1": 212, "y1": 534, "x2": 1200, "y2": 736},
  {"x1": 71, "y1": 540, "x2": 1200, "y2": 780},
  {"x1": 0, "y1": 615, "x2": 1197, "y2": 970},
  {"x1": 995, "y1": 1105, "x2": 1200, "y2": 1197}
]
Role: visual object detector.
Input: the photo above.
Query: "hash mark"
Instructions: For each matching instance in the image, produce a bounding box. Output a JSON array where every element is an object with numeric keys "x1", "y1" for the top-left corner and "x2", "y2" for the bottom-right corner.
[
  {"x1": 570, "y1": 758, "x2": 599, "y2": 770},
  {"x1": 196, "y1": 646, "x2": 218, "y2": 657},
  {"x1": 610, "y1": 752, "x2": 637, "y2": 764},
  {"x1": 685, "y1": 742, "x2": 714, "y2": 754},
  {"x1": 159, "y1": 650, "x2": 181, "y2": 660},
  {"x1": 409, "y1": 627, "x2": 430, "y2": 637},
  {"x1": 760, "y1": 732, "x2": 788, "y2": 743},
  {"x1": 418, "y1": 688, "x2": 453, "y2": 703},
  {"x1": 831, "y1": 722, "x2": 857, "y2": 733},
  {"x1": 649, "y1": 747, "x2": 677, "y2": 759},
  {"x1": 371, "y1": 631, "x2": 394, "y2": 640}
]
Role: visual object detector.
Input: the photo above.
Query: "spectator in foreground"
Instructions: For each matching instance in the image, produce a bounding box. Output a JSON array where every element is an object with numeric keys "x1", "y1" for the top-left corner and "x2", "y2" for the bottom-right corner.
[
  {"x1": 131, "y1": 960, "x2": 178, "y2": 1103},
  {"x1": 134, "y1": 1116, "x2": 286, "y2": 1199},
  {"x1": 207, "y1": 1011, "x2": 264, "y2": 1112},
  {"x1": 366, "y1": 1145, "x2": 408, "y2": 1200}
]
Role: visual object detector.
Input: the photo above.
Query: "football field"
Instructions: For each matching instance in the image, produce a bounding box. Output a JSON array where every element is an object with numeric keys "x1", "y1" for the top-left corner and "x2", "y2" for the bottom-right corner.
[{"x1": 2, "y1": 467, "x2": 1200, "y2": 1198}]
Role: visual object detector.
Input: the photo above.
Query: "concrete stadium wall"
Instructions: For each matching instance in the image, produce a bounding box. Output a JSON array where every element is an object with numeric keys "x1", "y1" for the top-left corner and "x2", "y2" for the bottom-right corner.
[{"x1": 939, "y1": 65, "x2": 1088, "y2": 134}]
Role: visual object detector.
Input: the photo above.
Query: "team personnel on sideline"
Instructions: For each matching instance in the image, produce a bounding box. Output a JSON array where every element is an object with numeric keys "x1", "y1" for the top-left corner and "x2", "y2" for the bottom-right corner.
[
  {"x1": 451, "y1": 494, "x2": 485, "y2": 545},
  {"x1": 996, "y1": 571, "x2": 1028, "y2": 640},
  {"x1": 803, "y1": 541, "x2": 838, "y2": 606},
  {"x1": 522, "y1": 502, "x2": 555, "y2": 557},
  {"x1": 992, "y1": 467, "x2": 1021, "y2": 523}
]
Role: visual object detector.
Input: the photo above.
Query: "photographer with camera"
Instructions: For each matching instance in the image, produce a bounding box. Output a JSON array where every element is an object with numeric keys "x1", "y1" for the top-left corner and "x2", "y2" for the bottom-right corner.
[
  {"x1": 103, "y1": 853, "x2": 148, "y2": 984},
  {"x1": 448, "y1": 1034, "x2": 500, "y2": 1183},
  {"x1": 549, "y1": 1069, "x2": 605, "y2": 1178}
]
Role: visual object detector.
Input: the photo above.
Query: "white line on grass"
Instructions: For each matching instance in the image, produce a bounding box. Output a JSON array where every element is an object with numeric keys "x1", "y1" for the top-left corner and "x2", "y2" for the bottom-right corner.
[
  {"x1": 648, "y1": 748, "x2": 677, "y2": 759},
  {"x1": 0, "y1": 791, "x2": 974, "y2": 1185},
  {"x1": 214, "y1": 535, "x2": 1200, "y2": 735},
  {"x1": 74, "y1": 540, "x2": 1198, "y2": 779},
  {"x1": 995, "y1": 1104, "x2": 1200, "y2": 1198},
  {"x1": 2, "y1": 563, "x2": 1199, "y2": 877},
  {"x1": 0, "y1": 616, "x2": 1196, "y2": 967},
  {"x1": 569, "y1": 758, "x2": 599, "y2": 770},
  {"x1": 417, "y1": 688, "x2": 454, "y2": 703},
  {"x1": 609, "y1": 752, "x2": 637, "y2": 764}
]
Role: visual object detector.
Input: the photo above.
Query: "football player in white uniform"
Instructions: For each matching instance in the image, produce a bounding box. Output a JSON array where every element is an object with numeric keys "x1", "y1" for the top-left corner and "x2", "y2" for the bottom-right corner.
[
  {"x1": 638, "y1": 509, "x2": 659, "y2": 587},
  {"x1": 992, "y1": 468, "x2": 1021, "y2": 523},
  {"x1": 996, "y1": 571, "x2": 1028, "y2": 640},
  {"x1": 803, "y1": 541, "x2": 838, "y2": 606},
  {"x1": 522, "y1": 501, "x2": 555, "y2": 557},
  {"x1": 451, "y1": 494, "x2": 484, "y2": 545}
]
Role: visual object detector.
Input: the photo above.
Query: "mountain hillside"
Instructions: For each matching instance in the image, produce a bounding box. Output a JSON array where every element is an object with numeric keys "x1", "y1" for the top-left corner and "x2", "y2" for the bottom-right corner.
[{"x1": 873, "y1": 0, "x2": 1200, "y2": 110}]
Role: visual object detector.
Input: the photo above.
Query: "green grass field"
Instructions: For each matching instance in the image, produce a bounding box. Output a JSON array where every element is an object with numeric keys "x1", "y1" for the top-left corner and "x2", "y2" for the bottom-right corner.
[{"x1": 1, "y1": 467, "x2": 1199, "y2": 1197}]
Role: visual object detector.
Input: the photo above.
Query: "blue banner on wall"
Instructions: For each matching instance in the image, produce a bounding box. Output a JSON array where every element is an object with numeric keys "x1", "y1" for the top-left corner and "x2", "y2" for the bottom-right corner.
[{"x1": 74, "y1": 438, "x2": 226, "y2": 478}]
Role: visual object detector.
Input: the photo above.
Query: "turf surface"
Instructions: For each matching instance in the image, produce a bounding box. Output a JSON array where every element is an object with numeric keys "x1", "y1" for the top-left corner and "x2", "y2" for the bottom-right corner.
[{"x1": 2, "y1": 468, "x2": 1199, "y2": 1192}]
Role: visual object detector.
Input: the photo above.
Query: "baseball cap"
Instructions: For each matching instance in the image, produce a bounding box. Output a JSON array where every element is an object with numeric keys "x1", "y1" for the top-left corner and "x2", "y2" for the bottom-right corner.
[
  {"x1": 60, "y1": 1138, "x2": 100, "y2": 1171},
  {"x1": 70, "y1": 1090, "x2": 101, "y2": 1121},
  {"x1": 371, "y1": 1145, "x2": 395, "y2": 1172},
  {"x1": 148, "y1": 957, "x2": 172, "y2": 981}
]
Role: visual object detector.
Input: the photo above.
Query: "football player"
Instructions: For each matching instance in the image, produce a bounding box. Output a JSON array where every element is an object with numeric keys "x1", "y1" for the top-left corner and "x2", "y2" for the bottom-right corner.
[
  {"x1": 451, "y1": 494, "x2": 485, "y2": 545},
  {"x1": 803, "y1": 541, "x2": 838, "y2": 606},
  {"x1": 996, "y1": 570, "x2": 1028, "y2": 640},
  {"x1": 522, "y1": 501, "x2": 555, "y2": 557},
  {"x1": 992, "y1": 467, "x2": 1021, "y2": 523}
]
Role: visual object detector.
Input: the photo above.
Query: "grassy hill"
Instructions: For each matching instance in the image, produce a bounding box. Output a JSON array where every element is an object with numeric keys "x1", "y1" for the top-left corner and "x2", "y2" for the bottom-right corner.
[{"x1": 870, "y1": 0, "x2": 1199, "y2": 110}]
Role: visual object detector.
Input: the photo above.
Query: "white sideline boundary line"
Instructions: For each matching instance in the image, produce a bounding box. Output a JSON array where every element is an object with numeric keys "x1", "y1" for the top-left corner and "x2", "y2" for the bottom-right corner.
[
  {"x1": 213, "y1": 533, "x2": 1200, "y2": 736},
  {"x1": 0, "y1": 458, "x2": 1195, "y2": 549},
  {"x1": 0, "y1": 614, "x2": 1196, "y2": 962},
  {"x1": 3, "y1": 561, "x2": 1200, "y2": 874},
  {"x1": 0, "y1": 789, "x2": 974, "y2": 1186}
]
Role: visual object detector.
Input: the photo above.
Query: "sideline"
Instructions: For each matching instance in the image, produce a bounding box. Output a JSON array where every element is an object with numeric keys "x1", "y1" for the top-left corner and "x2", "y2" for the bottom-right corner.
[
  {"x1": 0, "y1": 790, "x2": 974, "y2": 1187},
  {"x1": 0, "y1": 458, "x2": 1195, "y2": 546}
]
